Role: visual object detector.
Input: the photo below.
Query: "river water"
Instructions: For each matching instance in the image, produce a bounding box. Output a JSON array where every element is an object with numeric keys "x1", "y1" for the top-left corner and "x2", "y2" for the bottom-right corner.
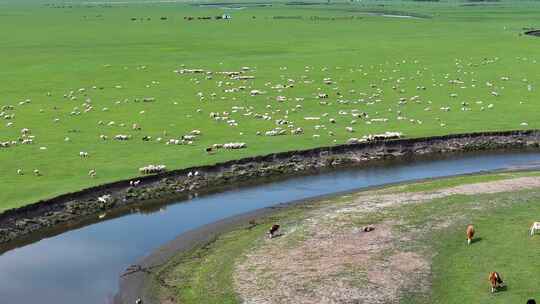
[{"x1": 1, "y1": 151, "x2": 540, "y2": 303}]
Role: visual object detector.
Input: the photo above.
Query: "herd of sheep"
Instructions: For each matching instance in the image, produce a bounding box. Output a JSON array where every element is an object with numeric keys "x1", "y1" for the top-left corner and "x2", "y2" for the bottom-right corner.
[{"x1": 1, "y1": 56, "x2": 536, "y2": 179}]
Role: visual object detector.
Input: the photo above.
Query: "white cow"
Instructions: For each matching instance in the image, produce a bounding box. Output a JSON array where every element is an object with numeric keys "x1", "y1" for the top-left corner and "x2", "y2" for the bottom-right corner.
[{"x1": 530, "y1": 222, "x2": 540, "y2": 236}]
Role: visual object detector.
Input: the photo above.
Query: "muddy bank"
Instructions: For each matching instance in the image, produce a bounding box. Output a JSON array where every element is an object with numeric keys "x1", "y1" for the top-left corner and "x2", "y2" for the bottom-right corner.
[{"x1": 1, "y1": 130, "x2": 540, "y2": 245}]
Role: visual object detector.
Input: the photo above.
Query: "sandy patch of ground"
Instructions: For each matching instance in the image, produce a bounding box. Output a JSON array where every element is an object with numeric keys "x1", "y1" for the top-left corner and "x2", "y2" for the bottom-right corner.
[{"x1": 234, "y1": 176, "x2": 540, "y2": 304}]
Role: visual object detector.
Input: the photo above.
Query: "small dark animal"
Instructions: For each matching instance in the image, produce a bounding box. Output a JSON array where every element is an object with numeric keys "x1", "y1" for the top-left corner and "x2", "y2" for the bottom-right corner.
[
  {"x1": 363, "y1": 225, "x2": 375, "y2": 232},
  {"x1": 267, "y1": 224, "x2": 280, "y2": 238},
  {"x1": 205, "y1": 147, "x2": 214, "y2": 154}
]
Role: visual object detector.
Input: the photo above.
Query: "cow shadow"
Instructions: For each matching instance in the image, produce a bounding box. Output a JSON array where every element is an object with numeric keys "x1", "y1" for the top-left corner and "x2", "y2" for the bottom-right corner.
[
  {"x1": 269, "y1": 232, "x2": 284, "y2": 239},
  {"x1": 471, "y1": 237, "x2": 483, "y2": 244},
  {"x1": 495, "y1": 285, "x2": 508, "y2": 293}
]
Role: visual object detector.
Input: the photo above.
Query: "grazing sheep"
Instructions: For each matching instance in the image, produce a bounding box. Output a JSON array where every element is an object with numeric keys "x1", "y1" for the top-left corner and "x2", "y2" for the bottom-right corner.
[
  {"x1": 187, "y1": 171, "x2": 200, "y2": 178},
  {"x1": 88, "y1": 169, "x2": 96, "y2": 178},
  {"x1": 317, "y1": 93, "x2": 328, "y2": 99},
  {"x1": 114, "y1": 134, "x2": 130, "y2": 141},
  {"x1": 139, "y1": 164, "x2": 167, "y2": 174},
  {"x1": 17, "y1": 169, "x2": 23, "y2": 175},
  {"x1": 97, "y1": 194, "x2": 111, "y2": 203},
  {"x1": 223, "y1": 142, "x2": 246, "y2": 149},
  {"x1": 33, "y1": 169, "x2": 41, "y2": 176},
  {"x1": 79, "y1": 151, "x2": 89, "y2": 158},
  {"x1": 291, "y1": 127, "x2": 303, "y2": 135}
]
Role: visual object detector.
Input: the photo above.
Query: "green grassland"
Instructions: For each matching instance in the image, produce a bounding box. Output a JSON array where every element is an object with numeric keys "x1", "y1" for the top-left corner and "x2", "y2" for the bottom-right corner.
[
  {"x1": 152, "y1": 171, "x2": 540, "y2": 304},
  {"x1": 430, "y1": 194, "x2": 540, "y2": 304},
  {"x1": 2, "y1": 1, "x2": 540, "y2": 210}
]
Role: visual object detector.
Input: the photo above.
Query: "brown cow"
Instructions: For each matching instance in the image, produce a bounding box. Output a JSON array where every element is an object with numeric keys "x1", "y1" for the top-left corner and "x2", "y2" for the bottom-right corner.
[
  {"x1": 488, "y1": 271, "x2": 504, "y2": 293},
  {"x1": 267, "y1": 224, "x2": 280, "y2": 238},
  {"x1": 466, "y1": 224, "x2": 475, "y2": 245}
]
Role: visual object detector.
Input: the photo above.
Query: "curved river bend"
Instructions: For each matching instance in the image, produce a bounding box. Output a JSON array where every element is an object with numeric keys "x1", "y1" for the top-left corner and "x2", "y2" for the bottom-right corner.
[{"x1": 2, "y1": 151, "x2": 540, "y2": 304}]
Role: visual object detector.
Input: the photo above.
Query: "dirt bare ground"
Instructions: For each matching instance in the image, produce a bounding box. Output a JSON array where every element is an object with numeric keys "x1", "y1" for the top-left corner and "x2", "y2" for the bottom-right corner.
[{"x1": 233, "y1": 176, "x2": 540, "y2": 304}]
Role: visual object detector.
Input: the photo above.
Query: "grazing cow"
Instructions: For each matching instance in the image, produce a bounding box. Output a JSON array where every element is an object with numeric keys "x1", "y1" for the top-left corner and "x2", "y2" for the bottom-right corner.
[
  {"x1": 488, "y1": 271, "x2": 504, "y2": 293},
  {"x1": 466, "y1": 224, "x2": 475, "y2": 245},
  {"x1": 363, "y1": 225, "x2": 375, "y2": 232},
  {"x1": 267, "y1": 224, "x2": 280, "y2": 238},
  {"x1": 530, "y1": 222, "x2": 540, "y2": 236}
]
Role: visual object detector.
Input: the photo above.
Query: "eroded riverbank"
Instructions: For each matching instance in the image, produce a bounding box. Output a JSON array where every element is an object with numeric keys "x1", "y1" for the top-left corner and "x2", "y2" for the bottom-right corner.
[{"x1": 2, "y1": 130, "x2": 540, "y2": 245}]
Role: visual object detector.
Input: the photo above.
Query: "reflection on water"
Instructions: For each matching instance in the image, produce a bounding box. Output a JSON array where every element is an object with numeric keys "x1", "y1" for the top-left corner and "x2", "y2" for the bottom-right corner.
[{"x1": 1, "y1": 151, "x2": 540, "y2": 304}]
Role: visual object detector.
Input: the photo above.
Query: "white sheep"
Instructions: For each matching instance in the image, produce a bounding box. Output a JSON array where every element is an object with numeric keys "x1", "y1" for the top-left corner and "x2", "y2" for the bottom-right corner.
[
  {"x1": 97, "y1": 194, "x2": 111, "y2": 203},
  {"x1": 139, "y1": 164, "x2": 166, "y2": 174}
]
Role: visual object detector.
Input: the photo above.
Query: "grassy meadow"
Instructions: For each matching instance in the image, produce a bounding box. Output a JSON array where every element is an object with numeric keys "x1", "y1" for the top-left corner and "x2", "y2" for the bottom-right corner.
[
  {"x1": 1, "y1": 0, "x2": 540, "y2": 210},
  {"x1": 152, "y1": 171, "x2": 540, "y2": 304}
]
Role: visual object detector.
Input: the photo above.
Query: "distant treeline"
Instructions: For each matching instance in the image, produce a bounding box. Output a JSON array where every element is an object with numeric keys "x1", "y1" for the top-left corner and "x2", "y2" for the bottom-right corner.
[
  {"x1": 272, "y1": 15, "x2": 361, "y2": 21},
  {"x1": 272, "y1": 16, "x2": 303, "y2": 19},
  {"x1": 286, "y1": 2, "x2": 329, "y2": 5}
]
